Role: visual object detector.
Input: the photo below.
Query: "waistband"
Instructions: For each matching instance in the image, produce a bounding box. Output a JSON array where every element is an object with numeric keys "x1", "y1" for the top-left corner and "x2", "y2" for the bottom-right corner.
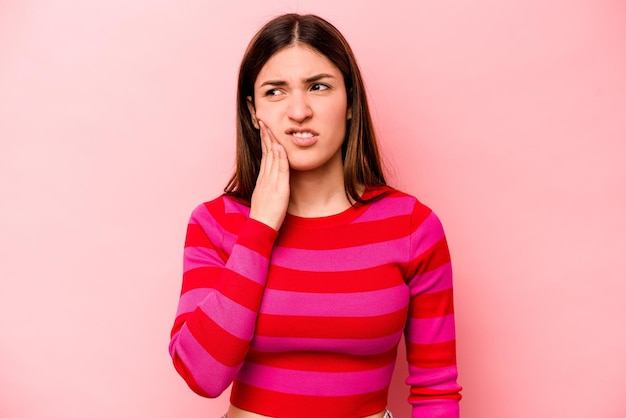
[{"x1": 221, "y1": 410, "x2": 393, "y2": 418}]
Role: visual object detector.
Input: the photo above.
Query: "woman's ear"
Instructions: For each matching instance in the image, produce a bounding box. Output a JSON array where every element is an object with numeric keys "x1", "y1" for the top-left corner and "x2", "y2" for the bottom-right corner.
[
  {"x1": 347, "y1": 107, "x2": 352, "y2": 120},
  {"x1": 246, "y1": 96, "x2": 259, "y2": 129}
]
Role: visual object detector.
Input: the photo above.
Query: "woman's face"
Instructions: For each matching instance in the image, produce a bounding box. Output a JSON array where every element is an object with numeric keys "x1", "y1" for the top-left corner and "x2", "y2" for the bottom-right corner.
[{"x1": 248, "y1": 44, "x2": 351, "y2": 173}]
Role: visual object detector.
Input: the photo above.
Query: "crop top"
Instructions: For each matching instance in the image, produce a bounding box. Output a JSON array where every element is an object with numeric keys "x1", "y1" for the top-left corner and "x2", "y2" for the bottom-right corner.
[{"x1": 169, "y1": 186, "x2": 461, "y2": 417}]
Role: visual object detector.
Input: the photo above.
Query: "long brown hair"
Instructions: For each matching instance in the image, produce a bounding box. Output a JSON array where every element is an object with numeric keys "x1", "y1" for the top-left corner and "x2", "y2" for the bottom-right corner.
[{"x1": 224, "y1": 13, "x2": 387, "y2": 203}]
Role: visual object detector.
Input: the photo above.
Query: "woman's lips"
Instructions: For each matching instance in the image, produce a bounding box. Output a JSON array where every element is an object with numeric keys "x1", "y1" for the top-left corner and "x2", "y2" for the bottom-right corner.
[{"x1": 286, "y1": 129, "x2": 318, "y2": 146}]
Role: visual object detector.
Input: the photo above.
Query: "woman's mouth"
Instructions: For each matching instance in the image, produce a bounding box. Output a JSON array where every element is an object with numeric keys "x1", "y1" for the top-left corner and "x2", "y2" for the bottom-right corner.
[{"x1": 287, "y1": 129, "x2": 318, "y2": 146}]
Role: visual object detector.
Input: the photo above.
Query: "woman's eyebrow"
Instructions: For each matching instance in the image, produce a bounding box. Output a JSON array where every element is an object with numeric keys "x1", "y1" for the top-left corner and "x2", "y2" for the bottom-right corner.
[
  {"x1": 259, "y1": 73, "x2": 336, "y2": 88},
  {"x1": 259, "y1": 80, "x2": 287, "y2": 88},
  {"x1": 304, "y1": 73, "x2": 335, "y2": 83}
]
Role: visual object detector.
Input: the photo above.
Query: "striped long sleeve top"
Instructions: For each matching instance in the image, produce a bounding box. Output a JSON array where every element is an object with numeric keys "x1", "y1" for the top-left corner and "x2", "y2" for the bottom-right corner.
[{"x1": 169, "y1": 186, "x2": 461, "y2": 417}]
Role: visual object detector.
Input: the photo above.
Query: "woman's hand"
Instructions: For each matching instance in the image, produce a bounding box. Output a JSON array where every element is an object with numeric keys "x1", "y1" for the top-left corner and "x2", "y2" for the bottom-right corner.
[{"x1": 249, "y1": 121, "x2": 290, "y2": 231}]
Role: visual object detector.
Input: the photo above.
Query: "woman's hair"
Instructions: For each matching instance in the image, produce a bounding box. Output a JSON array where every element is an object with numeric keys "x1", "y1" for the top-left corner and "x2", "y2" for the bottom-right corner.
[{"x1": 224, "y1": 13, "x2": 387, "y2": 203}]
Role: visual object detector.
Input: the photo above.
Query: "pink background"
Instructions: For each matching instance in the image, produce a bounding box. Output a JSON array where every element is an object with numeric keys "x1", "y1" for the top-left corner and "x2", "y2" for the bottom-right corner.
[{"x1": 1, "y1": 0, "x2": 625, "y2": 417}]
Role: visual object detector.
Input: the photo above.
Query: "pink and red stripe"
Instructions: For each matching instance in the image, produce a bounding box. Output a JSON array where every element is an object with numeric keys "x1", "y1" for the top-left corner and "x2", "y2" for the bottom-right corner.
[{"x1": 169, "y1": 187, "x2": 461, "y2": 417}]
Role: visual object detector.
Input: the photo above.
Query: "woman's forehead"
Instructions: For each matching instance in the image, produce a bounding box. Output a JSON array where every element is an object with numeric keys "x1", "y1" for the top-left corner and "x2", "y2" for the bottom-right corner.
[{"x1": 255, "y1": 45, "x2": 341, "y2": 86}]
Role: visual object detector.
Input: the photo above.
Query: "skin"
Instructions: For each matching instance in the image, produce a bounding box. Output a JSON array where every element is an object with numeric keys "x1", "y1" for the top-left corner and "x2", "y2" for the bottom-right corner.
[
  {"x1": 228, "y1": 45, "x2": 386, "y2": 418},
  {"x1": 227, "y1": 404, "x2": 387, "y2": 418}
]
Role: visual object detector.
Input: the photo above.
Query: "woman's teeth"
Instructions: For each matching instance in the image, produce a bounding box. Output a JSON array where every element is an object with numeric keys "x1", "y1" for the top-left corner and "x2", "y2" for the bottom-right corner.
[{"x1": 292, "y1": 132, "x2": 314, "y2": 138}]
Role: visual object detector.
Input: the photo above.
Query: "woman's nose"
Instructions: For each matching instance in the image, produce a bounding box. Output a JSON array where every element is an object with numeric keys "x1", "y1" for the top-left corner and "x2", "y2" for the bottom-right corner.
[{"x1": 286, "y1": 92, "x2": 313, "y2": 122}]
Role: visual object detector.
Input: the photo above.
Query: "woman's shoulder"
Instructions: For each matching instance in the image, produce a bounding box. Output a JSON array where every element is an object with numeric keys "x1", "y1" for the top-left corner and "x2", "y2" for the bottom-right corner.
[
  {"x1": 357, "y1": 186, "x2": 435, "y2": 223},
  {"x1": 369, "y1": 187, "x2": 448, "y2": 241},
  {"x1": 188, "y1": 193, "x2": 251, "y2": 223},
  {"x1": 365, "y1": 185, "x2": 430, "y2": 210}
]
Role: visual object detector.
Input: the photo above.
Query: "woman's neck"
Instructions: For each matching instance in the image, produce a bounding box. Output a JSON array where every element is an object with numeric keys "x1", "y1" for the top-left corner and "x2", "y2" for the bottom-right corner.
[{"x1": 287, "y1": 167, "x2": 350, "y2": 218}]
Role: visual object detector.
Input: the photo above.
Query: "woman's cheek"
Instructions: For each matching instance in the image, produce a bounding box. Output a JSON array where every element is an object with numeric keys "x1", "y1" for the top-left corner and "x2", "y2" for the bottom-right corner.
[
  {"x1": 254, "y1": 109, "x2": 269, "y2": 130},
  {"x1": 255, "y1": 104, "x2": 288, "y2": 148},
  {"x1": 258, "y1": 115, "x2": 280, "y2": 141}
]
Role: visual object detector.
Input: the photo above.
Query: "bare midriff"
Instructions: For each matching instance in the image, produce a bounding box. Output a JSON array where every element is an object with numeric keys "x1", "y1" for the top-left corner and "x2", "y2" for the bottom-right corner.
[{"x1": 226, "y1": 404, "x2": 387, "y2": 418}]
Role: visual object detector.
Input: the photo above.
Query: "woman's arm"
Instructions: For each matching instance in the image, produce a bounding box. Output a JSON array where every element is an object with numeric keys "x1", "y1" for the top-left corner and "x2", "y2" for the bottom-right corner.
[
  {"x1": 169, "y1": 202, "x2": 278, "y2": 397},
  {"x1": 405, "y1": 202, "x2": 462, "y2": 417},
  {"x1": 170, "y1": 119, "x2": 289, "y2": 397}
]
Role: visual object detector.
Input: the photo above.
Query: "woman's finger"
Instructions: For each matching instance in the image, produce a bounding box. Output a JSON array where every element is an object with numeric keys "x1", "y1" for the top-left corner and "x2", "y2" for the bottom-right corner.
[
  {"x1": 277, "y1": 142, "x2": 289, "y2": 173},
  {"x1": 259, "y1": 120, "x2": 272, "y2": 154},
  {"x1": 258, "y1": 121, "x2": 274, "y2": 175}
]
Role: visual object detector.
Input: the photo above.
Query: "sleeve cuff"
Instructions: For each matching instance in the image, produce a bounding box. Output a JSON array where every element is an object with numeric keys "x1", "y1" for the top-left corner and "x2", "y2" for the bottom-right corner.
[{"x1": 237, "y1": 218, "x2": 279, "y2": 258}]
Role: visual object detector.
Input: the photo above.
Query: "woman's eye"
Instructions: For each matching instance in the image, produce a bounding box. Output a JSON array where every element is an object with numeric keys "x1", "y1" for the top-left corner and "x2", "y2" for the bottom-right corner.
[
  {"x1": 265, "y1": 88, "x2": 282, "y2": 97},
  {"x1": 311, "y1": 83, "x2": 329, "y2": 91}
]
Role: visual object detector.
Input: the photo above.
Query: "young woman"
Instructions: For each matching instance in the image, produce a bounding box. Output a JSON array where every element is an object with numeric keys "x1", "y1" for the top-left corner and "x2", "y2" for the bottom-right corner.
[{"x1": 169, "y1": 13, "x2": 462, "y2": 418}]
